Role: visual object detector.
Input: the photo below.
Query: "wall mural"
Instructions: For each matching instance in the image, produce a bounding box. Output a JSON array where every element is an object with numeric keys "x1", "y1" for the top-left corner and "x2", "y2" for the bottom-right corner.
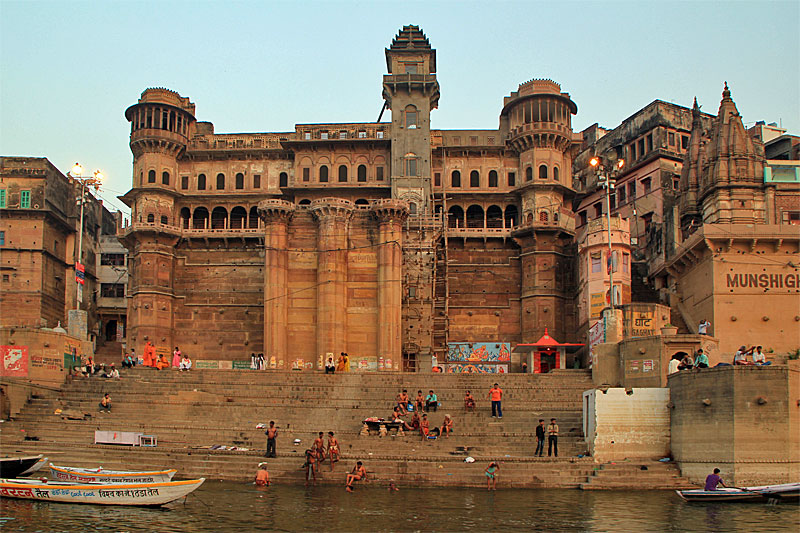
[
  {"x1": 447, "y1": 342, "x2": 511, "y2": 363},
  {"x1": 445, "y1": 363, "x2": 508, "y2": 374}
]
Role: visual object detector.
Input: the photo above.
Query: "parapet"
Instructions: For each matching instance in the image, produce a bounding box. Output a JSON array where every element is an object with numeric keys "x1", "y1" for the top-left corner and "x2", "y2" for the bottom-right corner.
[{"x1": 137, "y1": 87, "x2": 196, "y2": 115}]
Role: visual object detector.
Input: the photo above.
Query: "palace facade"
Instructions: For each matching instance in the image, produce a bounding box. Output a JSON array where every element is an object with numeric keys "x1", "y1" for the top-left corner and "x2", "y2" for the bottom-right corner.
[{"x1": 119, "y1": 26, "x2": 799, "y2": 371}]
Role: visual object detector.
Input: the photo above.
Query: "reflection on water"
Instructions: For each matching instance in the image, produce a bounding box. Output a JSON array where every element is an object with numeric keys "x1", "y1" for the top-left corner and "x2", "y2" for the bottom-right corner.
[{"x1": 1, "y1": 482, "x2": 798, "y2": 532}]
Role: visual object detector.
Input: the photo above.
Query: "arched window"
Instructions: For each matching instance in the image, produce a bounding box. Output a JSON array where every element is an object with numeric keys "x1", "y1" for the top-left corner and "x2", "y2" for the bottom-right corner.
[
  {"x1": 160, "y1": 215, "x2": 169, "y2": 225},
  {"x1": 451, "y1": 170, "x2": 461, "y2": 188},
  {"x1": 249, "y1": 206, "x2": 259, "y2": 228},
  {"x1": 298, "y1": 199, "x2": 311, "y2": 206},
  {"x1": 539, "y1": 164, "x2": 548, "y2": 179},
  {"x1": 180, "y1": 207, "x2": 191, "y2": 229},
  {"x1": 409, "y1": 202, "x2": 418, "y2": 215},
  {"x1": 470, "y1": 170, "x2": 480, "y2": 188},
  {"x1": 553, "y1": 166, "x2": 559, "y2": 181},
  {"x1": 148, "y1": 170, "x2": 156, "y2": 183},
  {"x1": 466, "y1": 205, "x2": 484, "y2": 228},
  {"x1": 235, "y1": 173, "x2": 244, "y2": 189},
  {"x1": 192, "y1": 207, "x2": 209, "y2": 229},
  {"x1": 147, "y1": 213, "x2": 155, "y2": 223},
  {"x1": 338, "y1": 165, "x2": 348, "y2": 182},
  {"x1": 162, "y1": 171, "x2": 170, "y2": 185},
  {"x1": 526, "y1": 167, "x2": 533, "y2": 181},
  {"x1": 279, "y1": 172, "x2": 288, "y2": 188},
  {"x1": 319, "y1": 165, "x2": 328, "y2": 182},
  {"x1": 211, "y1": 207, "x2": 228, "y2": 229},
  {"x1": 539, "y1": 211, "x2": 549, "y2": 222},
  {"x1": 198, "y1": 174, "x2": 206, "y2": 190},
  {"x1": 405, "y1": 105, "x2": 418, "y2": 129},
  {"x1": 355, "y1": 199, "x2": 370, "y2": 207},
  {"x1": 486, "y1": 205, "x2": 503, "y2": 228},
  {"x1": 230, "y1": 206, "x2": 247, "y2": 229},
  {"x1": 488, "y1": 170, "x2": 498, "y2": 188},
  {"x1": 504, "y1": 205, "x2": 519, "y2": 228},
  {"x1": 447, "y1": 205, "x2": 464, "y2": 228},
  {"x1": 357, "y1": 165, "x2": 367, "y2": 182},
  {"x1": 216, "y1": 173, "x2": 225, "y2": 190}
]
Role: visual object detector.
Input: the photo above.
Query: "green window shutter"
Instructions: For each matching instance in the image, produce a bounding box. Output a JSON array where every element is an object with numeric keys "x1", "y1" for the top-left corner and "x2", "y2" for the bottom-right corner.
[
  {"x1": 0, "y1": 189, "x2": 6, "y2": 208},
  {"x1": 20, "y1": 190, "x2": 31, "y2": 208}
]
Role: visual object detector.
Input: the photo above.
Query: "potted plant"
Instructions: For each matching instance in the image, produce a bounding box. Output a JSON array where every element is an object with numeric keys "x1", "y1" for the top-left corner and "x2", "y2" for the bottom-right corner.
[{"x1": 661, "y1": 324, "x2": 678, "y2": 336}]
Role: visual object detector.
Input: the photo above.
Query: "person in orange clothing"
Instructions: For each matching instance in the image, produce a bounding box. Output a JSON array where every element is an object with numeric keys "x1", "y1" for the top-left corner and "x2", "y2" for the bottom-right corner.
[
  {"x1": 143, "y1": 342, "x2": 156, "y2": 367},
  {"x1": 155, "y1": 354, "x2": 170, "y2": 370},
  {"x1": 487, "y1": 383, "x2": 503, "y2": 418}
]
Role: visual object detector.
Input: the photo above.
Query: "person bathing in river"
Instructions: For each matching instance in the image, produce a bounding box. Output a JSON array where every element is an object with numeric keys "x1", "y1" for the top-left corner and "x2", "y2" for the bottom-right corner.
[
  {"x1": 327, "y1": 431, "x2": 340, "y2": 471},
  {"x1": 485, "y1": 462, "x2": 499, "y2": 490},
  {"x1": 254, "y1": 463, "x2": 270, "y2": 486},
  {"x1": 313, "y1": 432, "x2": 326, "y2": 465},
  {"x1": 345, "y1": 461, "x2": 367, "y2": 492},
  {"x1": 303, "y1": 449, "x2": 317, "y2": 486}
]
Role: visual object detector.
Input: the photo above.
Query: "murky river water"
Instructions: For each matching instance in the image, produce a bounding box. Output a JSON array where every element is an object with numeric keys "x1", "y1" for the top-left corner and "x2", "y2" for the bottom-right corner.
[{"x1": 1, "y1": 482, "x2": 797, "y2": 532}]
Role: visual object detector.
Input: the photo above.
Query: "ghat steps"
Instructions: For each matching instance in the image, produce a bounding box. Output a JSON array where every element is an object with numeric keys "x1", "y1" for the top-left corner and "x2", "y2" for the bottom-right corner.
[{"x1": 0, "y1": 368, "x2": 690, "y2": 488}]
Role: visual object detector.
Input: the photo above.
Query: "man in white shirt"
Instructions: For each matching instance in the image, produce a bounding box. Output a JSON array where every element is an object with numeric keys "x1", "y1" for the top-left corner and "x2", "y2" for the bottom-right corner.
[
  {"x1": 698, "y1": 319, "x2": 710, "y2": 335},
  {"x1": 752, "y1": 346, "x2": 769, "y2": 365}
]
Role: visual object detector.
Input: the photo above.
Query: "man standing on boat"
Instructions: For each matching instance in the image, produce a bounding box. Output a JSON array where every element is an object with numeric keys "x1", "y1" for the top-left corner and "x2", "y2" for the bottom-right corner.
[{"x1": 704, "y1": 468, "x2": 726, "y2": 491}]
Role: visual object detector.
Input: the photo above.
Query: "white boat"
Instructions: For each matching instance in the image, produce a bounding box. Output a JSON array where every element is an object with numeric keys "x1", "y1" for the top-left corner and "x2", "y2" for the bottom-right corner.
[
  {"x1": 677, "y1": 482, "x2": 800, "y2": 503},
  {"x1": 0, "y1": 477, "x2": 205, "y2": 507},
  {"x1": 49, "y1": 464, "x2": 177, "y2": 484}
]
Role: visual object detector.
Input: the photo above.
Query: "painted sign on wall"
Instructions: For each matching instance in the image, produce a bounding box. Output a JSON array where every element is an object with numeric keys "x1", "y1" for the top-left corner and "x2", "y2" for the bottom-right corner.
[
  {"x1": 445, "y1": 364, "x2": 508, "y2": 374},
  {"x1": 630, "y1": 311, "x2": 656, "y2": 337},
  {"x1": 1, "y1": 346, "x2": 28, "y2": 377},
  {"x1": 590, "y1": 293, "x2": 605, "y2": 318}
]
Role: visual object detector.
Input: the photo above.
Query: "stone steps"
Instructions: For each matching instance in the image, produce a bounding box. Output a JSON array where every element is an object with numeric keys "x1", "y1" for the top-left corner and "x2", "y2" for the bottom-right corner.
[{"x1": 580, "y1": 462, "x2": 696, "y2": 490}]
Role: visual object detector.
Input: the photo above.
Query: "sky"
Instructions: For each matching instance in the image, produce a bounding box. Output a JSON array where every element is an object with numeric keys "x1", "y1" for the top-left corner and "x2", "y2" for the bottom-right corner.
[{"x1": 1, "y1": 0, "x2": 798, "y2": 217}]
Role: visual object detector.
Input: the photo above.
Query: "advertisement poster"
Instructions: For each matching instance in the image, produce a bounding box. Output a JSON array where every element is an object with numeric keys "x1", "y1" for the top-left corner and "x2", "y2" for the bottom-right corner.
[
  {"x1": 590, "y1": 293, "x2": 605, "y2": 318},
  {"x1": 1, "y1": 346, "x2": 29, "y2": 377},
  {"x1": 588, "y1": 320, "x2": 605, "y2": 368}
]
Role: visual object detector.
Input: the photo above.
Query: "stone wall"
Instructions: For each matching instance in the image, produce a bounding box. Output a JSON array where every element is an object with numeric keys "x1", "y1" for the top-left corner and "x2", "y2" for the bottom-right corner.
[
  {"x1": 583, "y1": 388, "x2": 670, "y2": 462},
  {"x1": 669, "y1": 363, "x2": 800, "y2": 485},
  {"x1": 0, "y1": 327, "x2": 92, "y2": 416}
]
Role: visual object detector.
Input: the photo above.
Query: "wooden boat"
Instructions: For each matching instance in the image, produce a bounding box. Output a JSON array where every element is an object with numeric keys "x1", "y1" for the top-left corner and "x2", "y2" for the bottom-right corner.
[
  {"x1": 0, "y1": 455, "x2": 46, "y2": 478},
  {"x1": 49, "y1": 464, "x2": 177, "y2": 484},
  {"x1": 0, "y1": 477, "x2": 205, "y2": 507},
  {"x1": 677, "y1": 482, "x2": 800, "y2": 503},
  {"x1": 16, "y1": 456, "x2": 48, "y2": 477}
]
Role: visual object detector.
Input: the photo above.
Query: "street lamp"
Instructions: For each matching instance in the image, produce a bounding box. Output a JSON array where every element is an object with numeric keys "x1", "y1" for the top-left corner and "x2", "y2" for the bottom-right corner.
[
  {"x1": 68, "y1": 162, "x2": 103, "y2": 309},
  {"x1": 589, "y1": 156, "x2": 625, "y2": 308}
]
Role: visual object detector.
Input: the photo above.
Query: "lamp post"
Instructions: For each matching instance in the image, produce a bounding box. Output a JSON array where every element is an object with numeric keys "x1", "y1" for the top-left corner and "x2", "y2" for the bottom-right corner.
[
  {"x1": 589, "y1": 156, "x2": 624, "y2": 308},
  {"x1": 68, "y1": 162, "x2": 103, "y2": 309}
]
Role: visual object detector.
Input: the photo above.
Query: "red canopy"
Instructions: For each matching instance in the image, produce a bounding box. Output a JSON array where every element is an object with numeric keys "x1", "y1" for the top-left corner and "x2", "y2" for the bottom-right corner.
[{"x1": 512, "y1": 328, "x2": 584, "y2": 352}]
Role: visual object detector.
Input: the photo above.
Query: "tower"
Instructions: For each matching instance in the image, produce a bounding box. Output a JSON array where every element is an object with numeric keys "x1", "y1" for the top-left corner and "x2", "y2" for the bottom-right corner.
[
  {"x1": 120, "y1": 88, "x2": 196, "y2": 355},
  {"x1": 383, "y1": 25, "x2": 440, "y2": 212},
  {"x1": 501, "y1": 79, "x2": 579, "y2": 342},
  {"x1": 697, "y1": 82, "x2": 766, "y2": 224}
]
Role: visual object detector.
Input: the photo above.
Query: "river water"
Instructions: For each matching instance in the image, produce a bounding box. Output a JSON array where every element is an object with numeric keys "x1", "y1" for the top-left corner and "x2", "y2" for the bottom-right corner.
[{"x1": 1, "y1": 483, "x2": 797, "y2": 532}]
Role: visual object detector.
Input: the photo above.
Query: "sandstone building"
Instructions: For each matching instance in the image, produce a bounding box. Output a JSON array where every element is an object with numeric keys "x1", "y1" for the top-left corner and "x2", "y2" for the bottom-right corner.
[
  {"x1": 119, "y1": 26, "x2": 799, "y2": 370},
  {"x1": 0, "y1": 157, "x2": 108, "y2": 339}
]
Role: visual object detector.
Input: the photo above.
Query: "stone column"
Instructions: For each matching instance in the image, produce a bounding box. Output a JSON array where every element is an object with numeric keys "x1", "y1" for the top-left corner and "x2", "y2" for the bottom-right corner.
[
  {"x1": 258, "y1": 199, "x2": 295, "y2": 369},
  {"x1": 372, "y1": 199, "x2": 409, "y2": 371},
  {"x1": 311, "y1": 199, "x2": 354, "y2": 369}
]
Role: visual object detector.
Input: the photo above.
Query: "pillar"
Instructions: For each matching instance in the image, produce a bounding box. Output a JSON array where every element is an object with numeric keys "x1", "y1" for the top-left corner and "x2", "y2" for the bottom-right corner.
[
  {"x1": 258, "y1": 199, "x2": 295, "y2": 369},
  {"x1": 311, "y1": 199, "x2": 354, "y2": 369},
  {"x1": 372, "y1": 199, "x2": 409, "y2": 371}
]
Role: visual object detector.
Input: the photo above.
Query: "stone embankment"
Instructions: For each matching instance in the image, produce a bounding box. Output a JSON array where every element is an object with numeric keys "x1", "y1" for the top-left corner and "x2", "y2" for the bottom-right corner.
[{"x1": 0, "y1": 368, "x2": 693, "y2": 489}]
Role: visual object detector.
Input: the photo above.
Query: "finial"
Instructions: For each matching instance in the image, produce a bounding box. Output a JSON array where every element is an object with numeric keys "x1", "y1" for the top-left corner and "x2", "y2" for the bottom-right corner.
[{"x1": 722, "y1": 81, "x2": 730, "y2": 99}]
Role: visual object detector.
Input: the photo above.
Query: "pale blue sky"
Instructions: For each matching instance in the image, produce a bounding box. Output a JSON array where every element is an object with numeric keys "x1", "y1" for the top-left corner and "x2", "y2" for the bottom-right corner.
[{"x1": 1, "y1": 0, "x2": 798, "y2": 216}]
